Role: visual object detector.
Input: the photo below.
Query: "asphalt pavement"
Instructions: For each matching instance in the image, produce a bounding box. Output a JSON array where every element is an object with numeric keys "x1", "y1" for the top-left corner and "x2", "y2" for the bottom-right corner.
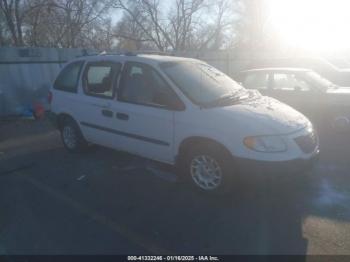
[{"x1": 1, "y1": 118, "x2": 350, "y2": 255}]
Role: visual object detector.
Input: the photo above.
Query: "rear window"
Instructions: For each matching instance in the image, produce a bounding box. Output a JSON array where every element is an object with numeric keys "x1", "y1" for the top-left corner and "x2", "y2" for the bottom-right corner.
[{"x1": 53, "y1": 61, "x2": 84, "y2": 93}]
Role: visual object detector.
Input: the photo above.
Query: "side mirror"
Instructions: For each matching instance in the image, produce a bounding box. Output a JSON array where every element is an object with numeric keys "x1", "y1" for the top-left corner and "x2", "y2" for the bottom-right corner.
[
  {"x1": 167, "y1": 97, "x2": 185, "y2": 111},
  {"x1": 157, "y1": 93, "x2": 185, "y2": 111}
]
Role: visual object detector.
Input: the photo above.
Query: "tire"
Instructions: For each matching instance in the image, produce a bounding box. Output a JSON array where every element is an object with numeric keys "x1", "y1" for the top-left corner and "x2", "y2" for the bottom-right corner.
[
  {"x1": 60, "y1": 117, "x2": 88, "y2": 153},
  {"x1": 181, "y1": 143, "x2": 235, "y2": 194},
  {"x1": 331, "y1": 115, "x2": 350, "y2": 133}
]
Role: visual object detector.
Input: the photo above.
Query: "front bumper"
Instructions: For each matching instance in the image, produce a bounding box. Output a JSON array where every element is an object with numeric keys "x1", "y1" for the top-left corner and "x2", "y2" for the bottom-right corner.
[{"x1": 236, "y1": 150, "x2": 319, "y2": 177}]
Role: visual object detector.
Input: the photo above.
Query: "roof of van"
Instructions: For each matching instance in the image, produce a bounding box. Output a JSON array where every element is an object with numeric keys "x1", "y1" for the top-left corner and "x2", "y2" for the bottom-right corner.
[
  {"x1": 74, "y1": 53, "x2": 199, "y2": 64},
  {"x1": 137, "y1": 54, "x2": 198, "y2": 62}
]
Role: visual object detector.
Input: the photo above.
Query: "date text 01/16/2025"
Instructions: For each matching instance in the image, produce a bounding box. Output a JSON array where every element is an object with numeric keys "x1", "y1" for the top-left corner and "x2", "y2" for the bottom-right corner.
[{"x1": 127, "y1": 256, "x2": 219, "y2": 261}]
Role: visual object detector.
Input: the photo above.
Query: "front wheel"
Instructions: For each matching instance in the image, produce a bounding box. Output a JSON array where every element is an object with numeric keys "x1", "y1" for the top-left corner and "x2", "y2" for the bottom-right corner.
[
  {"x1": 182, "y1": 143, "x2": 235, "y2": 194},
  {"x1": 331, "y1": 115, "x2": 350, "y2": 133}
]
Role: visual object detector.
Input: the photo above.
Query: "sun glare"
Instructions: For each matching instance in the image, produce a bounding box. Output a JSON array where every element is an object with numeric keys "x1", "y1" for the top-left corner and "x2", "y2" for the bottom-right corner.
[{"x1": 267, "y1": 0, "x2": 350, "y2": 52}]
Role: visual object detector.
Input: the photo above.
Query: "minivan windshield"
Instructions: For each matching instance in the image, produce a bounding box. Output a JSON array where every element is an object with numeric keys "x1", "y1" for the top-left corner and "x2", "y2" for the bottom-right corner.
[{"x1": 160, "y1": 61, "x2": 248, "y2": 106}]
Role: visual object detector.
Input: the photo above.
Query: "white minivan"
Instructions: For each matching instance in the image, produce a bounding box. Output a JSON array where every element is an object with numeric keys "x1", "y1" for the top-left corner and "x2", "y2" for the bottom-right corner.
[{"x1": 49, "y1": 54, "x2": 319, "y2": 193}]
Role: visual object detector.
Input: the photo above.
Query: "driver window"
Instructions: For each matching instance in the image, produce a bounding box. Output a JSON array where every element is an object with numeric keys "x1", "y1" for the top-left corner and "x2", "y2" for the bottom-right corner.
[{"x1": 120, "y1": 62, "x2": 179, "y2": 108}]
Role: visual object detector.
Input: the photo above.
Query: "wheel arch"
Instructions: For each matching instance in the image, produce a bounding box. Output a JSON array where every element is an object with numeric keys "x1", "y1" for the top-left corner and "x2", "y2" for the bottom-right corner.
[
  {"x1": 176, "y1": 136, "x2": 234, "y2": 166},
  {"x1": 56, "y1": 113, "x2": 78, "y2": 130}
]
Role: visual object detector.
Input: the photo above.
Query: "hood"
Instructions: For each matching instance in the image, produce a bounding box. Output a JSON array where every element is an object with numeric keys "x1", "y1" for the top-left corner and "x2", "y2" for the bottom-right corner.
[{"x1": 214, "y1": 96, "x2": 310, "y2": 135}]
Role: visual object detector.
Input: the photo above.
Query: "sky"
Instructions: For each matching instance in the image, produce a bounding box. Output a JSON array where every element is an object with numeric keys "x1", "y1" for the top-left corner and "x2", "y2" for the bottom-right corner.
[{"x1": 266, "y1": 0, "x2": 350, "y2": 53}]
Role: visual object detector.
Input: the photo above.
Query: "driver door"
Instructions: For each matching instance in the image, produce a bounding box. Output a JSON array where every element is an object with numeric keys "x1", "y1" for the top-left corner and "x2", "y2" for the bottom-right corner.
[{"x1": 113, "y1": 62, "x2": 184, "y2": 164}]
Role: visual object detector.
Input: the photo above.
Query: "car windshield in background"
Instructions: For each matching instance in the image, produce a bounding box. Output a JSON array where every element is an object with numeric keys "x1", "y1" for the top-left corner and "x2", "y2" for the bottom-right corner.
[
  {"x1": 160, "y1": 61, "x2": 246, "y2": 107},
  {"x1": 303, "y1": 71, "x2": 337, "y2": 90}
]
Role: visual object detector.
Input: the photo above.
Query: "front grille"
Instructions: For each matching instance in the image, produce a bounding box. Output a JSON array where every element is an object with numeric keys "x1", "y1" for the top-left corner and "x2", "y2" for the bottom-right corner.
[{"x1": 294, "y1": 131, "x2": 317, "y2": 154}]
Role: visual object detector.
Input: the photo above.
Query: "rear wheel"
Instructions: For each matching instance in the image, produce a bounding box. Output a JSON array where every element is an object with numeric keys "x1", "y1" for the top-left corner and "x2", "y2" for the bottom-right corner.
[
  {"x1": 181, "y1": 143, "x2": 235, "y2": 194},
  {"x1": 60, "y1": 118, "x2": 88, "y2": 153}
]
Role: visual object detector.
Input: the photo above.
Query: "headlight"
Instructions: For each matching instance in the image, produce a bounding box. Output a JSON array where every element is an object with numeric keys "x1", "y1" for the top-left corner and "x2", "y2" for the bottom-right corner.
[{"x1": 243, "y1": 135, "x2": 287, "y2": 152}]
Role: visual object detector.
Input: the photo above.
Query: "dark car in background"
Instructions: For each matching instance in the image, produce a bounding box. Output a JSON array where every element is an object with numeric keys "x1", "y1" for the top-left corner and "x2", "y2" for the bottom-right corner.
[
  {"x1": 236, "y1": 68, "x2": 350, "y2": 132},
  {"x1": 245, "y1": 57, "x2": 350, "y2": 86}
]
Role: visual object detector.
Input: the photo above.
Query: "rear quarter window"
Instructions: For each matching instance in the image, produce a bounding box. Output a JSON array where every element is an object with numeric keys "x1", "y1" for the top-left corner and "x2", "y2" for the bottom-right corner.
[{"x1": 53, "y1": 61, "x2": 84, "y2": 93}]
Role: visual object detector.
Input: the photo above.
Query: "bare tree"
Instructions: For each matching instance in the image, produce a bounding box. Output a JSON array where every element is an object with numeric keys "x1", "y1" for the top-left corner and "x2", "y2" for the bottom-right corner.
[
  {"x1": 80, "y1": 17, "x2": 114, "y2": 50},
  {"x1": 0, "y1": 10, "x2": 9, "y2": 45},
  {"x1": 23, "y1": 0, "x2": 52, "y2": 46},
  {"x1": 0, "y1": 0, "x2": 49, "y2": 46},
  {"x1": 167, "y1": 0, "x2": 206, "y2": 50},
  {"x1": 112, "y1": 0, "x2": 239, "y2": 51},
  {"x1": 113, "y1": 6, "x2": 153, "y2": 51},
  {"x1": 43, "y1": 0, "x2": 112, "y2": 48},
  {"x1": 113, "y1": 0, "x2": 169, "y2": 51},
  {"x1": 0, "y1": 0, "x2": 112, "y2": 48},
  {"x1": 113, "y1": 0, "x2": 203, "y2": 51},
  {"x1": 1, "y1": 0, "x2": 242, "y2": 51},
  {"x1": 190, "y1": 0, "x2": 239, "y2": 50},
  {"x1": 0, "y1": 0, "x2": 25, "y2": 46}
]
